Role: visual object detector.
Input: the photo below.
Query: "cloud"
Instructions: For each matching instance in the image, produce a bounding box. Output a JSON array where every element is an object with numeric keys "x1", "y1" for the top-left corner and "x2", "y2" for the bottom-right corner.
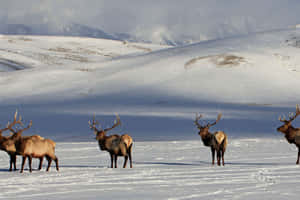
[{"x1": 1, "y1": 0, "x2": 300, "y2": 44}]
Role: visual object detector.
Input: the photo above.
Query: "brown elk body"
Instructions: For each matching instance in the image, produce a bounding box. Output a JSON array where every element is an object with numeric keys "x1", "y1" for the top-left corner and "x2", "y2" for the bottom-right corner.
[
  {"x1": 16, "y1": 136, "x2": 59, "y2": 173},
  {"x1": 89, "y1": 115, "x2": 133, "y2": 168},
  {"x1": 195, "y1": 113, "x2": 228, "y2": 166},
  {"x1": 277, "y1": 104, "x2": 300, "y2": 164}
]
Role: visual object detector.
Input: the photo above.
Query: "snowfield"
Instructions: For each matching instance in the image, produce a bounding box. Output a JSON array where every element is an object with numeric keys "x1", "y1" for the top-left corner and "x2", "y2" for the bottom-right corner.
[
  {"x1": 0, "y1": 138, "x2": 299, "y2": 200},
  {"x1": 1, "y1": 28, "x2": 300, "y2": 199}
]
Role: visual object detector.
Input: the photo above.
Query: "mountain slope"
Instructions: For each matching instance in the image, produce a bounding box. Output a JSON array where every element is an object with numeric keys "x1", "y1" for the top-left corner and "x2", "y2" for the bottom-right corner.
[
  {"x1": 0, "y1": 28, "x2": 300, "y2": 141},
  {"x1": 0, "y1": 23, "x2": 118, "y2": 40}
]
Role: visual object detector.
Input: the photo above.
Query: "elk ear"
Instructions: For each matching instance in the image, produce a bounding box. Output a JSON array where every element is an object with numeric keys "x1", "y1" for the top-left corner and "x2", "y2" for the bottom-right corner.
[{"x1": 9, "y1": 132, "x2": 13, "y2": 136}]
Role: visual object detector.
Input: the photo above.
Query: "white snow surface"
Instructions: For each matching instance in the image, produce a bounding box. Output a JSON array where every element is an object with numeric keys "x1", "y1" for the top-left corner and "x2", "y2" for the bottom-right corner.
[{"x1": 0, "y1": 138, "x2": 300, "y2": 199}]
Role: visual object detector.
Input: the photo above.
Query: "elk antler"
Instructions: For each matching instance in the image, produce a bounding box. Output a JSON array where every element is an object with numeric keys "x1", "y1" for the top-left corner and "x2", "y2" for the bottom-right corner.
[
  {"x1": 19, "y1": 120, "x2": 32, "y2": 133},
  {"x1": 6, "y1": 110, "x2": 23, "y2": 134},
  {"x1": 278, "y1": 115, "x2": 288, "y2": 123},
  {"x1": 0, "y1": 125, "x2": 8, "y2": 134},
  {"x1": 103, "y1": 114, "x2": 121, "y2": 132},
  {"x1": 207, "y1": 113, "x2": 222, "y2": 128},
  {"x1": 289, "y1": 104, "x2": 300, "y2": 121},
  {"x1": 11, "y1": 120, "x2": 32, "y2": 136},
  {"x1": 279, "y1": 104, "x2": 300, "y2": 123},
  {"x1": 194, "y1": 113, "x2": 203, "y2": 129},
  {"x1": 88, "y1": 114, "x2": 102, "y2": 132}
]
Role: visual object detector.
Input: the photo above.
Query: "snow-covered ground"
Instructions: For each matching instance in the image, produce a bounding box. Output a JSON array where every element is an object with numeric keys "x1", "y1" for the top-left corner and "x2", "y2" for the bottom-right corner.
[{"x1": 0, "y1": 138, "x2": 299, "y2": 200}]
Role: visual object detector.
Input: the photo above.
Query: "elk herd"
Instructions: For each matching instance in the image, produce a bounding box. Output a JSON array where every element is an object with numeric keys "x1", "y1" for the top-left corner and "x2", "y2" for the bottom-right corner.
[{"x1": 0, "y1": 105, "x2": 300, "y2": 173}]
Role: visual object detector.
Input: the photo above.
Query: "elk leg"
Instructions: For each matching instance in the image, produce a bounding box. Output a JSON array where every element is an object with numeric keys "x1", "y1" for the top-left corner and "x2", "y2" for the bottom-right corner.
[
  {"x1": 13, "y1": 154, "x2": 17, "y2": 171},
  {"x1": 46, "y1": 156, "x2": 52, "y2": 172},
  {"x1": 123, "y1": 156, "x2": 128, "y2": 168},
  {"x1": 9, "y1": 154, "x2": 13, "y2": 171},
  {"x1": 217, "y1": 151, "x2": 221, "y2": 166},
  {"x1": 114, "y1": 155, "x2": 118, "y2": 168},
  {"x1": 297, "y1": 148, "x2": 300, "y2": 165},
  {"x1": 9, "y1": 153, "x2": 16, "y2": 171},
  {"x1": 221, "y1": 150, "x2": 225, "y2": 166},
  {"x1": 211, "y1": 147, "x2": 215, "y2": 165},
  {"x1": 54, "y1": 157, "x2": 59, "y2": 171},
  {"x1": 38, "y1": 157, "x2": 43, "y2": 170},
  {"x1": 20, "y1": 156, "x2": 27, "y2": 173},
  {"x1": 9, "y1": 159, "x2": 12, "y2": 171},
  {"x1": 28, "y1": 156, "x2": 33, "y2": 173},
  {"x1": 110, "y1": 153, "x2": 114, "y2": 168},
  {"x1": 128, "y1": 144, "x2": 133, "y2": 168}
]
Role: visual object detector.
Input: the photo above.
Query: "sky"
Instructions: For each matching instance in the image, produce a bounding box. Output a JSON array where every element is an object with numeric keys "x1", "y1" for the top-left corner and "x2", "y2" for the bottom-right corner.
[{"x1": 1, "y1": 0, "x2": 300, "y2": 43}]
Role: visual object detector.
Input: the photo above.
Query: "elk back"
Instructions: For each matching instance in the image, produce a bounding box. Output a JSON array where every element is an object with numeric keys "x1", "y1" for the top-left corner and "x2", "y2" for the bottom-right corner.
[{"x1": 17, "y1": 138, "x2": 56, "y2": 157}]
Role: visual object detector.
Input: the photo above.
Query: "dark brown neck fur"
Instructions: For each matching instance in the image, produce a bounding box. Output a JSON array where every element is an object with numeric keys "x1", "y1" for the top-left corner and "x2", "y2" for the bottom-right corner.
[
  {"x1": 201, "y1": 132, "x2": 214, "y2": 146},
  {"x1": 284, "y1": 126, "x2": 299, "y2": 144}
]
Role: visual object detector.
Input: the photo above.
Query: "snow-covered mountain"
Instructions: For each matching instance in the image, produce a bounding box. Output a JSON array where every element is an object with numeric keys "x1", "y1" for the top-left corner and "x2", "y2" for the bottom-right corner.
[
  {"x1": 1, "y1": 27, "x2": 300, "y2": 141},
  {"x1": 2, "y1": 0, "x2": 300, "y2": 46},
  {"x1": 0, "y1": 23, "x2": 118, "y2": 40},
  {"x1": 0, "y1": 23, "x2": 185, "y2": 45}
]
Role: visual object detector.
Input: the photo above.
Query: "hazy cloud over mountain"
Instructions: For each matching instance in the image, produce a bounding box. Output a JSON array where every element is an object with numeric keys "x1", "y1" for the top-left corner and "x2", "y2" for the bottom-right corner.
[{"x1": 1, "y1": 0, "x2": 300, "y2": 44}]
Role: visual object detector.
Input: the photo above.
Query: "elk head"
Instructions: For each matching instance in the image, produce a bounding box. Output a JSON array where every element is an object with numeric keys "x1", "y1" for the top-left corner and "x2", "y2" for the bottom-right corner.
[
  {"x1": 277, "y1": 104, "x2": 300, "y2": 134},
  {"x1": 194, "y1": 113, "x2": 222, "y2": 137},
  {"x1": 89, "y1": 114, "x2": 121, "y2": 141}
]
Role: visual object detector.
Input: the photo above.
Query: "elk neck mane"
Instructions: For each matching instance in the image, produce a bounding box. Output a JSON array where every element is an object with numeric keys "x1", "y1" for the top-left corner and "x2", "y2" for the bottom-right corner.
[{"x1": 200, "y1": 132, "x2": 214, "y2": 146}]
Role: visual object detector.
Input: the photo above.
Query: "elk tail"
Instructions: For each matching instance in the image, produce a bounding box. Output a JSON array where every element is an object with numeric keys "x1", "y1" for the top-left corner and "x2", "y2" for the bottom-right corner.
[{"x1": 215, "y1": 131, "x2": 226, "y2": 146}]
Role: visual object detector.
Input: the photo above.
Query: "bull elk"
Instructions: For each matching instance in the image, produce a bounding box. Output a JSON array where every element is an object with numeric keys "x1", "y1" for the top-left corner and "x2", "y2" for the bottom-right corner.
[
  {"x1": 89, "y1": 114, "x2": 133, "y2": 168},
  {"x1": 194, "y1": 113, "x2": 228, "y2": 166},
  {"x1": 277, "y1": 104, "x2": 300, "y2": 164}
]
